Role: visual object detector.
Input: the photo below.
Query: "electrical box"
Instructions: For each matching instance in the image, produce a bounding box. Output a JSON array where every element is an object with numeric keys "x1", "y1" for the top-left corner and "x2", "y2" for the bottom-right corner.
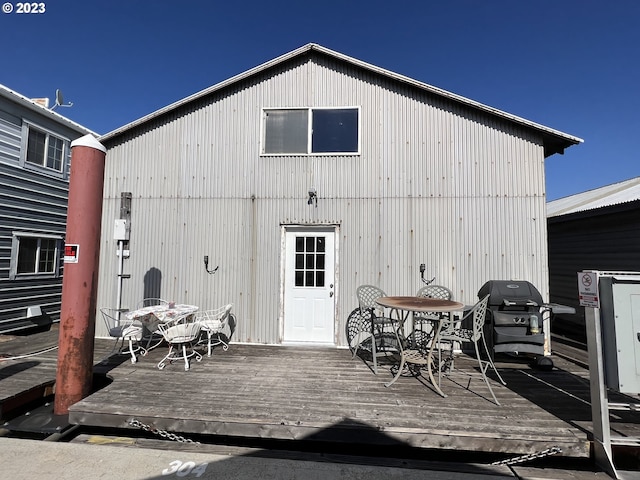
[
  {"x1": 598, "y1": 273, "x2": 640, "y2": 394},
  {"x1": 114, "y1": 219, "x2": 130, "y2": 241}
]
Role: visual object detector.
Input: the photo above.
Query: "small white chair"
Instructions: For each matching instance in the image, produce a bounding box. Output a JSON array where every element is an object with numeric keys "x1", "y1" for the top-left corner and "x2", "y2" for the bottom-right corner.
[
  {"x1": 135, "y1": 298, "x2": 169, "y2": 350},
  {"x1": 156, "y1": 314, "x2": 202, "y2": 371},
  {"x1": 100, "y1": 308, "x2": 146, "y2": 364},
  {"x1": 195, "y1": 304, "x2": 233, "y2": 356}
]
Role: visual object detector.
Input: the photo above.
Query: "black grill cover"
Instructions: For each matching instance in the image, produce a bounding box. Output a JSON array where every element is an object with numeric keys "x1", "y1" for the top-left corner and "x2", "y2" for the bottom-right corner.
[{"x1": 478, "y1": 280, "x2": 544, "y2": 307}]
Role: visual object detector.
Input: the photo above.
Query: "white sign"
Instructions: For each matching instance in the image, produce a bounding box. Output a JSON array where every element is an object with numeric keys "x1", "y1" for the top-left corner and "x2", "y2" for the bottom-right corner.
[
  {"x1": 577, "y1": 271, "x2": 599, "y2": 307},
  {"x1": 64, "y1": 244, "x2": 79, "y2": 263}
]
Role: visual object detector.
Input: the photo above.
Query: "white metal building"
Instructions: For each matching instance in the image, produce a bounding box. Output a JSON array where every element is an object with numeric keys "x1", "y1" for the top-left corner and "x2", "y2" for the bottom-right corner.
[{"x1": 96, "y1": 43, "x2": 582, "y2": 346}]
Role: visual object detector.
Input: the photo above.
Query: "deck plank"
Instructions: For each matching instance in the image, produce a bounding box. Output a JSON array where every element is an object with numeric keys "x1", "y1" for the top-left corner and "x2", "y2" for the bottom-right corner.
[{"x1": 2, "y1": 329, "x2": 636, "y2": 460}]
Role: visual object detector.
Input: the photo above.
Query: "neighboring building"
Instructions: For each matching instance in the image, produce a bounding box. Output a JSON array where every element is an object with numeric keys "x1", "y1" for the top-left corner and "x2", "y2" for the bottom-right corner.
[
  {"x1": 547, "y1": 177, "x2": 640, "y2": 341},
  {"x1": 96, "y1": 43, "x2": 582, "y2": 346},
  {"x1": 0, "y1": 84, "x2": 95, "y2": 333}
]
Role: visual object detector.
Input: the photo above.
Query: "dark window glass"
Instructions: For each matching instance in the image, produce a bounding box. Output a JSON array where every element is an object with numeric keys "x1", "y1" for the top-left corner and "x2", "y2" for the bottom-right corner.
[
  {"x1": 305, "y1": 254, "x2": 314, "y2": 269},
  {"x1": 312, "y1": 109, "x2": 358, "y2": 153},
  {"x1": 38, "y1": 238, "x2": 56, "y2": 273},
  {"x1": 316, "y1": 254, "x2": 325, "y2": 270},
  {"x1": 27, "y1": 129, "x2": 46, "y2": 166},
  {"x1": 316, "y1": 237, "x2": 325, "y2": 252},
  {"x1": 17, "y1": 237, "x2": 38, "y2": 273},
  {"x1": 305, "y1": 237, "x2": 315, "y2": 252},
  {"x1": 295, "y1": 271, "x2": 304, "y2": 287},
  {"x1": 305, "y1": 271, "x2": 314, "y2": 287},
  {"x1": 296, "y1": 237, "x2": 304, "y2": 252},
  {"x1": 295, "y1": 253, "x2": 304, "y2": 269},
  {"x1": 316, "y1": 271, "x2": 325, "y2": 286}
]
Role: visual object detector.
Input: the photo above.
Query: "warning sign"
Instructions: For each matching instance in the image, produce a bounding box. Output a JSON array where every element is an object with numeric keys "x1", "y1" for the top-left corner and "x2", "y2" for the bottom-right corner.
[
  {"x1": 577, "y1": 271, "x2": 599, "y2": 308},
  {"x1": 64, "y1": 244, "x2": 79, "y2": 263}
]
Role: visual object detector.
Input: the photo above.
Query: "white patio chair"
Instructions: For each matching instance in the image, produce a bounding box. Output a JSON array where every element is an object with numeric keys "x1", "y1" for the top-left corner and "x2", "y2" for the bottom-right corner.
[
  {"x1": 439, "y1": 294, "x2": 506, "y2": 405},
  {"x1": 194, "y1": 304, "x2": 233, "y2": 356},
  {"x1": 135, "y1": 298, "x2": 169, "y2": 350},
  {"x1": 156, "y1": 313, "x2": 202, "y2": 371},
  {"x1": 100, "y1": 307, "x2": 146, "y2": 364},
  {"x1": 355, "y1": 285, "x2": 398, "y2": 374}
]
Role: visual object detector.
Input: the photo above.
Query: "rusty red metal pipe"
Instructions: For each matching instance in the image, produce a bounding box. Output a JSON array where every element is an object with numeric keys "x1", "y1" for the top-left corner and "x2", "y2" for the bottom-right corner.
[{"x1": 54, "y1": 135, "x2": 106, "y2": 415}]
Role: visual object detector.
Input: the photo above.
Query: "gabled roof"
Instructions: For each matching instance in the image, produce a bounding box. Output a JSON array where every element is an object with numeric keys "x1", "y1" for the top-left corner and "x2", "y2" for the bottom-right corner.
[
  {"x1": 547, "y1": 177, "x2": 640, "y2": 218},
  {"x1": 0, "y1": 83, "x2": 97, "y2": 136},
  {"x1": 99, "y1": 43, "x2": 583, "y2": 156}
]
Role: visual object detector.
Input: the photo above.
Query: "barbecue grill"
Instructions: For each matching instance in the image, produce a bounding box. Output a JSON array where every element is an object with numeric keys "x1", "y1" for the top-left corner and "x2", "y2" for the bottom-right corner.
[{"x1": 478, "y1": 280, "x2": 547, "y2": 357}]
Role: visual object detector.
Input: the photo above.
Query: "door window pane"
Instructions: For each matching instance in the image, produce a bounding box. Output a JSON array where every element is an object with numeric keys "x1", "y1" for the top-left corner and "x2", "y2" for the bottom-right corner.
[{"x1": 292, "y1": 235, "x2": 327, "y2": 287}]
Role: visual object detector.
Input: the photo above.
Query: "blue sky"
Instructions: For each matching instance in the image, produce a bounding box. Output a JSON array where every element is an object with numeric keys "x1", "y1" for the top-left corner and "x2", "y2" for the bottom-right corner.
[{"x1": 1, "y1": 0, "x2": 638, "y2": 200}]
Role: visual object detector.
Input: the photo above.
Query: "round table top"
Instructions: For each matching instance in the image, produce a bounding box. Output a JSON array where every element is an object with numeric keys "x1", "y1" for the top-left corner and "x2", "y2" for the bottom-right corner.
[{"x1": 376, "y1": 296, "x2": 464, "y2": 313}]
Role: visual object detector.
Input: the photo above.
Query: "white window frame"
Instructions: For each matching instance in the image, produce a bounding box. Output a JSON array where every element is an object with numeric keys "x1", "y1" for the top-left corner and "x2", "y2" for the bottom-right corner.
[
  {"x1": 21, "y1": 121, "x2": 70, "y2": 178},
  {"x1": 261, "y1": 106, "x2": 360, "y2": 156},
  {"x1": 9, "y1": 232, "x2": 63, "y2": 280}
]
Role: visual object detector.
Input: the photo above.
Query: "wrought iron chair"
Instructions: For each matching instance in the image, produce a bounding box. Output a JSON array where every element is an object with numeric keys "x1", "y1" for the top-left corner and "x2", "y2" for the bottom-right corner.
[
  {"x1": 100, "y1": 307, "x2": 146, "y2": 364},
  {"x1": 355, "y1": 285, "x2": 398, "y2": 374},
  {"x1": 156, "y1": 313, "x2": 202, "y2": 371},
  {"x1": 194, "y1": 304, "x2": 233, "y2": 356},
  {"x1": 414, "y1": 285, "x2": 453, "y2": 350},
  {"x1": 439, "y1": 294, "x2": 506, "y2": 405}
]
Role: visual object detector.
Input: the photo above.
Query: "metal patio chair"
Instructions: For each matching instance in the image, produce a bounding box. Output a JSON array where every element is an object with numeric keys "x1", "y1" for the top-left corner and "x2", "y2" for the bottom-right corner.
[
  {"x1": 355, "y1": 285, "x2": 398, "y2": 374},
  {"x1": 100, "y1": 307, "x2": 146, "y2": 364},
  {"x1": 156, "y1": 313, "x2": 202, "y2": 371},
  {"x1": 439, "y1": 294, "x2": 506, "y2": 405},
  {"x1": 194, "y1": 304, "x2": 233, "y2": 356},
  {"x1": 414, "y1": 285, "x2": 453, "y2": 349}
]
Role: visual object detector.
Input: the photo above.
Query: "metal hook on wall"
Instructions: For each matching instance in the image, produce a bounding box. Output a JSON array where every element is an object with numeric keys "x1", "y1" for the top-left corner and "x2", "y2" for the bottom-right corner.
[{"x1": 203, "y1": 256, "x2": 219, "y2": 275}]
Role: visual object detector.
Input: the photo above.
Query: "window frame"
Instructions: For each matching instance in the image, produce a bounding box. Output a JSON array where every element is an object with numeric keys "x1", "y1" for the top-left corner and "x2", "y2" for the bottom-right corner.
[
  {"x1": 9, "y1": 232, "x2": 63, "y2": 280},
  {"x1": 261, "y1": 106, "x2": 360, "y2": 156},
  {"x1": 21, "y1": 121, "x2": 70, "y2": 178}
]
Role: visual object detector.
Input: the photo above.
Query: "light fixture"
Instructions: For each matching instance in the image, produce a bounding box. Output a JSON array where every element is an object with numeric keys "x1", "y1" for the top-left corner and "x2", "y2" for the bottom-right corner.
[
  {"x1": 203, "y1": 255, "x2": 219, "y2": 275},
  {"x1": 307, "y1": 187, "x2": 317, "y2": 207}
]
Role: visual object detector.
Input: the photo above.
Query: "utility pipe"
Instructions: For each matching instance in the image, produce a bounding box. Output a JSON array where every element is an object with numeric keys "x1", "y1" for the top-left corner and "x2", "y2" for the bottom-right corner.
[{"x1": 54, "y1": 135, "x2": 106, "y2": 415}]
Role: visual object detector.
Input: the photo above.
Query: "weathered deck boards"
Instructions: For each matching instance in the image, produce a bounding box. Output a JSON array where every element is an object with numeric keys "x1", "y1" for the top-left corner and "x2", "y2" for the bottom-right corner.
[
  {"x1": 69, "y1": 342, "x2": 597, "y2": 458},
  {"x1": 2, "y1": 328, "x2": 638, "y2": 462}
]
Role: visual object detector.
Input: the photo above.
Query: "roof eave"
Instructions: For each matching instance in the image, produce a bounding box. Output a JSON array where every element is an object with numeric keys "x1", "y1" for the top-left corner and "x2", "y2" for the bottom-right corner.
[{"x1": 0, "y1": 84, "x2": 98, "y2": 137}]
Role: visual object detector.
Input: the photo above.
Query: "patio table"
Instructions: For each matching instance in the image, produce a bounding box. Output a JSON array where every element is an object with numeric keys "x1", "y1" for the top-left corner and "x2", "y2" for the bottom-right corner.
[
  {"x1": 376, "y1": 296, "x2": 464, "y2": 397},
  {"x1": 125, "y1": 303, "x2": 199, "y2": 349}
]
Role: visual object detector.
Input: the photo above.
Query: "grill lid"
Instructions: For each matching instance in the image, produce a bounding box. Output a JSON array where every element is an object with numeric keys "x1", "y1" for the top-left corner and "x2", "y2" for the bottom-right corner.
[{"x1": 478, "y1": 280, "x2": 544, "y2": 306}]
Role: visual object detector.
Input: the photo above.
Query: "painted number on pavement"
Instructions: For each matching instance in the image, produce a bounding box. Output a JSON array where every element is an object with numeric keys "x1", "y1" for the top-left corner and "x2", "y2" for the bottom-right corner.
[{"x1": 162, "y1": 460, "x2": 208, "y2": 477}]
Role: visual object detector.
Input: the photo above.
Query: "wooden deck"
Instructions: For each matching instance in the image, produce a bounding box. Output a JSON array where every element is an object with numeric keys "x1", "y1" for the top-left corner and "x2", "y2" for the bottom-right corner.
[{"x1": 2, "y1": 327, "x2": 639, "y2": 462}]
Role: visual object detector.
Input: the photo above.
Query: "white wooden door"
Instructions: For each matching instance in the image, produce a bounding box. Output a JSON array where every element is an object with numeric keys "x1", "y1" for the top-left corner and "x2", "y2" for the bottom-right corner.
[{"x1": 283, "y1": 228, "x2": 335, "y2": 344}]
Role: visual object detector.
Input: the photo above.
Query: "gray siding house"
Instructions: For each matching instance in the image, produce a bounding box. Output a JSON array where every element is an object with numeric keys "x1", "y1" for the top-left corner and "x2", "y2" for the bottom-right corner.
[
  {"x1": 0, "y1": 84, "x2": 94, "y2": 333},
  {"x1": 96, "y1": 43, "x2": 582, "y2": 346},
  {"x1": 547, "y1": 177, "x2": 640, "y2": 340}
]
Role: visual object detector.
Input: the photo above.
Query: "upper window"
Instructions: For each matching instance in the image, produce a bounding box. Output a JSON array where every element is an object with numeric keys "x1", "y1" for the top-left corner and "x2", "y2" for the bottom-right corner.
[
  {"x1": 24, "y1": 123, "x2": 68, "y2": 173},
  {"x1": 262, "y1": 107, "x2": 359, "y2": 155},
  {"x1": 9, "y1": 233, "x2": 62, "y2": 280}
]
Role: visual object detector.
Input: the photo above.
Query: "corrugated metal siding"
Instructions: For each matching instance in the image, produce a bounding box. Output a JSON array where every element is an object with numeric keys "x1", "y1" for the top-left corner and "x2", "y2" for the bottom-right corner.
[
  {"x1": 548, "y1": 202, "x2": 640, "y2": 340},
  {"x1": 98, "y1": 55, "x2": 550, "y2": 345},
  {"x1": 0, "y1": 103, "x2": 76, "y2": 332}
]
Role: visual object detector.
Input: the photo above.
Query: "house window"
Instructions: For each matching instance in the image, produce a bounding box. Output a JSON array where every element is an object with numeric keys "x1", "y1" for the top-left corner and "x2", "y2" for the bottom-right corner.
[
  {"x1": 263, "y1": 107, "x2": 359, "y2": 155},
  {"x1": 10, "y1": 233, "x2": 62, "y2": 279},
  {"x1": 24, "y1": 124, "x2": 67, "y2": 173}
]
